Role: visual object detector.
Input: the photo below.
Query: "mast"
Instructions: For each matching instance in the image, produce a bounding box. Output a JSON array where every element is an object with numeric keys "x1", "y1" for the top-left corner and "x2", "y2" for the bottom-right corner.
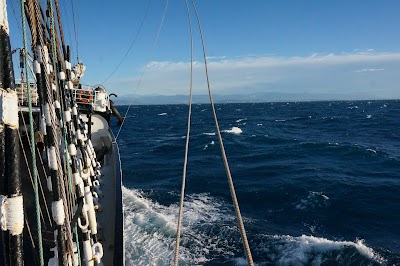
[{"x1": 0, "y1": 0, "x2": 24, "y2": 265}]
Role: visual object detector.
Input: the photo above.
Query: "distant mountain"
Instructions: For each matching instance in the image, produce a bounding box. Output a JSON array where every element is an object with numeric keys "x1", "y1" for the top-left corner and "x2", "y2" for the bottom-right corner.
[{"x1": 111, "y1": 92, "x2": 385, "y2": 105}]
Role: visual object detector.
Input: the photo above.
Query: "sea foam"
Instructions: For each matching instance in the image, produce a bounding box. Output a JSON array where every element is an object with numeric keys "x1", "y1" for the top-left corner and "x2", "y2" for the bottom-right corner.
[
  {"x1": 122, "y1": 187, "x2": 385, "y2": 265},
  {"x1": 270, "y1": 234, "x2": 385, "y2": 265},
  {"x1": 295, "y1": 191, "x2": 330, "y2": 210},
  {"x1": 123, "y1": 186, "x2": 237, "y2": 265},
  {"x1": 223, "y1": 127, "x2": 242, "y2": 134}
]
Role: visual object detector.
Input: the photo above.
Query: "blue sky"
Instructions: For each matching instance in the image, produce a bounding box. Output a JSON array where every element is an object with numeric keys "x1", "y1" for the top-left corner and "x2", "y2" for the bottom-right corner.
[{"x1": 7, "y1": 0, "x2": 400, "y2": 98}]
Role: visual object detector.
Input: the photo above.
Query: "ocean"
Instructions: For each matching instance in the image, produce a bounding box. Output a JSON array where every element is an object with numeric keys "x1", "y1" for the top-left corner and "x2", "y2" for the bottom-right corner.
[{"x1": 111, "y1": 100, "x2": 400, "y2": 265}]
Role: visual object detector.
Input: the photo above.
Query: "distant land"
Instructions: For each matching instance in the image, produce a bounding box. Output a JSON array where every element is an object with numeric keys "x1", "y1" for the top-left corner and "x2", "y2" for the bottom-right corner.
[{"x1": 111, "y1": 92, "x2": 392, "y2": 105}]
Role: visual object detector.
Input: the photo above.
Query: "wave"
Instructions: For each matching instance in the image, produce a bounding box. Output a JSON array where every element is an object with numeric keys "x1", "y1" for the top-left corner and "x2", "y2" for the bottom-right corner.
[
  {"x1": 266, "y1": 234, "x2": 385, "y2": 265},
  {"x1": 295, "y1": 191, "x2": 330, "y2": 210},
  {"x1": 348, "y1": 106, "x2": 359, "y2": 109},
  {"x1": 235, "y1": 118, "x2": 247, "y2": 123},
  {"x1": 321, "y1": 116, "x2": 349, "y2": 120},
  {"x1": 299, "y1": 141, "x2": 383, "y2": 158},
  {"x1": 123, "y1": 187, "x2": 176, "y2": 265},
  {"x1": 203, "y1": 141, "x2": 215, "y2": 150},
  {"x1": 123, "y1": 187, "x2": 238, "y2": 265},
  {"x1": 273, "y1": 117, "x2": 310, "y2": 123},
  {"x1": 123, "y1": 186, "x2": 388, "y2": 265},
  {"x1": 223, "y1": 127, "x2": 242, "y2": 134}
]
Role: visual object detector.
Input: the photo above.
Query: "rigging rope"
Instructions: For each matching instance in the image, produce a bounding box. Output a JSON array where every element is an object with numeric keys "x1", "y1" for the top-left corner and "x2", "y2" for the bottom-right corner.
[
  {"x1": 101, "y1": 0, "x2": 152, "y2": 85},
  {"x1": 48, "y1": 0, "x2": 76, "y2": 262},
  {"x1": 114, "y1": 0, "x2": 169, "y2": 141},
  {"x1": 70, "y1": 0, "x2": 78, "y2": 60},
  {"x1": 20, "y1": 0, "x2": 44, "y2": 264},
  {"x1": 17, "y1": 128, "x2": 45, "y2": 224},
  {"x1": 54, "y1": 0, "x2": 66, "y2": 57},
  {"x1": 191, "y1": 0, "x2": 254, "y2": 265},
  {"x1": 9, "y1": 0, "x2": 22, "y2": 39},
  {"x1": 173, "y1": 0, "x2": 193, "y2": 264},
  {"x1": 60, "y1": 0, "x2": 74, "y2": 61},
  {"x1": 19, "y1": 109, "x2": 53, "y2": 227}
]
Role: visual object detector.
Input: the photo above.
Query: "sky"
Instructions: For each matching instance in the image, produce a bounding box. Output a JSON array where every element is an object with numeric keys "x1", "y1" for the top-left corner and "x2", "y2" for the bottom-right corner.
[{"x1": 6, "y1": 0, "x2": 400, "y2": 98}]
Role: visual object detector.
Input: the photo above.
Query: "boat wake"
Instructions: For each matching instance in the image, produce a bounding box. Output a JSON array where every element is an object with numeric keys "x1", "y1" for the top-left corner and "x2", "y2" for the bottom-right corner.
[
  {"x1": 122, "y1": 187, "x2": 385, "y2": 265},
  {"x1": 122, "y1": 186, "x2": 238, "y2": 265}
]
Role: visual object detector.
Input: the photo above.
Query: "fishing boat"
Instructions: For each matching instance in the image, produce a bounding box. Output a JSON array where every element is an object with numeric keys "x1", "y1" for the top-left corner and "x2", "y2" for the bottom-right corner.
[{"x1": 0, "y1": 0, "x2": 124, "y2": 265}]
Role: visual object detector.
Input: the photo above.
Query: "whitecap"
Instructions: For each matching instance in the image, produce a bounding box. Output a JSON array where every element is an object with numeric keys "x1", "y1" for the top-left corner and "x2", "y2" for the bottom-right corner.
[
  {"x1": 158, "y1": 113, "x2": 167, "y2": 116},
  {"x1": 123, "y1": 187, "x2": 237, "y2": 265},
  {"x1": 271, "y1": 234, "x2": 385, "y2": 265},
  {"x1": 366, "y1": 115, "x2": 372, "y2": 119},
  {"x1": 123, "y1": 187, "x2": 176, "y2": 265},
  {"x1": 275, "y1": 119, "x2": 286, "y2": 122},
  {"x1": 295, "y1": 191, "x2": 329, "y2": 210},
  {"x1": 235, "y1": 118, "x2": 247, "y2": 123},
  {"x1": 203, "y1": 132, "x2": 216, "y2": 136},
  {"x1": 257, "y1": 123, "x2": 263, "y2": 126},
  {"x1": 366, "y1": 148, "x2": 377, "y2": 154},
  {"x1": 203, "y1": 141, "x2": 214, "y2": 150},
  {"x1": 348, "y1": 106, "x2": 359, "y2": 109},
  {"x1": 223, "y1": 127, "x2": 242, "y2": 134}
]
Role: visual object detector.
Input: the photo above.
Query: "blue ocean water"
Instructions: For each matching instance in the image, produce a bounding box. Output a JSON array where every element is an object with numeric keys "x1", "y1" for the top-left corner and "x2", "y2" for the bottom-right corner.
[{"x1": 112, "y1": 100, "x2": 400, "y2": 265}]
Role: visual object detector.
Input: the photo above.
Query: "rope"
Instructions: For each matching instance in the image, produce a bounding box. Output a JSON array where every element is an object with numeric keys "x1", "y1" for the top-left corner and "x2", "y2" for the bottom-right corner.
[
  {"x1": 101, "y1": 0, "x2": 152, "y2": 85},
  {"x1": 59, "y1": 0, "x2": 74, "y2": 61},
  {"x1": 191, "y1": 0, "x2": 254, "y2": 265},
  {"x1": 24, "y1": 216, "x2": 35, "y2": 248},
  {"x1": 20, "y1": 0, "x2": 44, "y2": 264},
  {"x1": 70, "y1": 0, "x2": 78, "y2": 60},
  {"x1": 17, "y1": 129, "x2": 45, "y2": 224},
  {"x1": 8, "y1": 0, "x2": 22, "y2": 39},
  {"x1": 19, "y1": 111, "x2": 53, "y2": 226},
  {"x1": 114, "y1": 0, "x2": 169, "y2": 141},
  {"x1": 48, "y1": 0, "x2": 76, "y2": 260},
  {"x1": 63, "y1": 131, "x2": 82, "y2": 265},
  {"x1": 173, "y1": 0, "x2": 193, "y2": 264}
]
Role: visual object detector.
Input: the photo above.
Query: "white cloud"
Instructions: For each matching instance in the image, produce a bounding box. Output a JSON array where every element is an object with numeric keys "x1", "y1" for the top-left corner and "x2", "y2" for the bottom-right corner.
[
  {"x1": 354, "y1": 68, "x2": 384, "y2": 73},
  {"x1": 108, "y1": 52, "x2": 400, "y2": 98}
]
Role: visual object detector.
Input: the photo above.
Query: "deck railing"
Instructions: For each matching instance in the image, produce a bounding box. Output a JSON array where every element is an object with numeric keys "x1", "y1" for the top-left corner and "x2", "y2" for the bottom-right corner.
[
  {"x1": 16, "y1": 83, "x2": 109, "y2": 111},
  {"x1": 16, "y1": 82, "x2": 39, "y2": 106}
]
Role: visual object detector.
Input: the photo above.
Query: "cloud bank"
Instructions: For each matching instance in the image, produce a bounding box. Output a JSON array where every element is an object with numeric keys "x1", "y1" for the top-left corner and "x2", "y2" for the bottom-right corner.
[{"x1": 109, "y1": 52, "x2": 400, "y2": 99}]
